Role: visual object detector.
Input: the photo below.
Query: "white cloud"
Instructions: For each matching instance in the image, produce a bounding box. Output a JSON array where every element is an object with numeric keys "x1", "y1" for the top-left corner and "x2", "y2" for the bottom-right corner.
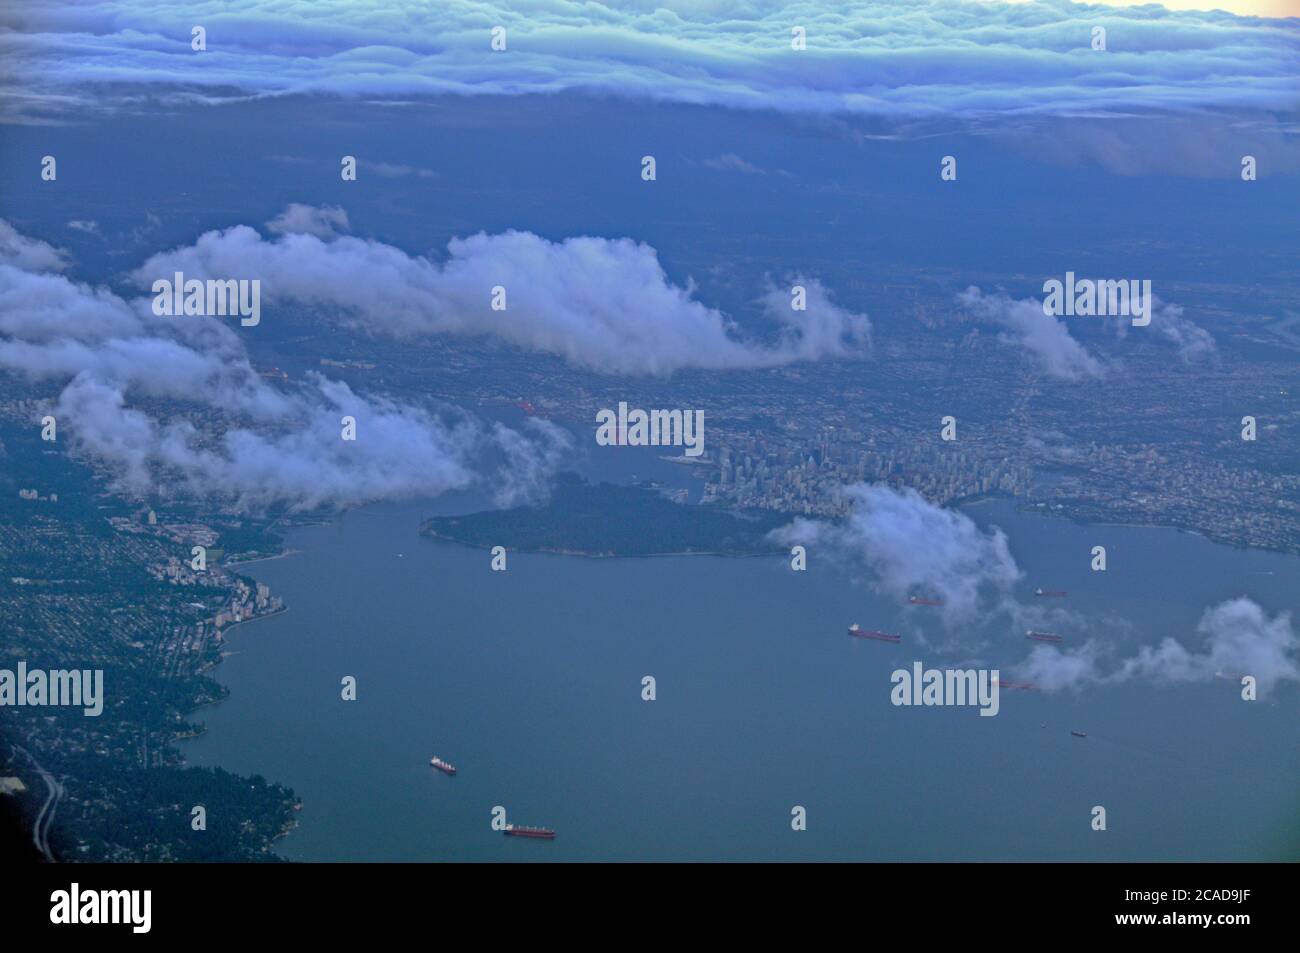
[
  {"x1": 703, "y1": 153, "x2": 763, "y2": 174},
  {"x1": 0, "y1": 221, "x2": 68, "y2": 273},
  {"x1": 369, "y1": 161, "x2": 436, "y2": 179},
  {"x1": 133, "y1": 214, "x2": 871, "y2": 375},
  {"x1": 1118, "y1": 597, "x2": 1298, "y2": 695},
  {"x1": 0, "y1": 219, "x2": 569, "y2": 511},
  {"x1": 265, "y1": 203, "x2": 350, "y2": 239},
  {"x1": 1014, "y1": 597, "x2": 1298, "y2": 697},
  {"x1": 4, "y1": 1, "x2": 1297, "y2": 123},
  {"x1": 1017, "y1": 639, "x2": 1107, "y2": 692},
  {"x1": 957, "y1": 286, "x2": 1105, "y2": 379},
  {"x1": 1110, "y1": 297, "x2": 1217, "y2": 363},
  {"x1": 771, "y1": 483, "x2": 1022, "y2": 620},
  {"x1": 761, "y1": 278, "x2": 873, "y2": 360}
]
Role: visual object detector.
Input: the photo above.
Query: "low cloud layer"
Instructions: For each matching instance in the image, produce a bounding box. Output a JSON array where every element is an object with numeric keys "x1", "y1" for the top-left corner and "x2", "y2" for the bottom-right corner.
[
  {"x1": 958, "y1": 286, "x2": 1106, "y2": 379},
  {"x1": 0, "y1": 219, "x2": 569, "y2": 511},
  {"x1": 1016, "y1": 597, "x2": 1298, "y2": 696},
  {"x1": 0, "y1": 222, "x2": 67, "y2": 273},
  {"x1": 957, "y1": 286, "x2": 1216, "y2": 375},
  {"x1": 1111, "y1": 298, "x2": 1218, "y2": 363},
  {"x1": 133, "y1": 216, "x2": 871, "y2": 375},
  {"x1": 3, "y1": 1, "x2": 1297, "y2": 123},
  {"x1": 265, "y1": 204, "x2": 351, "y2": 240},
  {"x1": 770, "y1": 484, "x2": 1293, "y2": 697},
  {"x1": 772, "y1": 483, "x2": 1022, "y2": 620}
]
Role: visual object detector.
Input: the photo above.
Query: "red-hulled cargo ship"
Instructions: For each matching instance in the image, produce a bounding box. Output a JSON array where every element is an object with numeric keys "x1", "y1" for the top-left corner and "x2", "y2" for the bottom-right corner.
[
  {"x1": 848, "y1": 624, "x2": 901, "y2": 643},
  {"x1": 998, "y1": 680, "x2": 1039, "y2": 691},
  {"x1": 1034, "y1": 588, "x2": 1067, "y2": 597},
  {"x1": 907, "y1": 595, "x2": 944, "y2": 606},
  {"x1": 504, "y1": 825, "x2": 555, "y2": 839},
  {"x1": 430, "y1": 757, "x2": 457, "y2": 776},
  {"x1": 1025, "y1": 630, "x2": 1064, "y2": 643}
]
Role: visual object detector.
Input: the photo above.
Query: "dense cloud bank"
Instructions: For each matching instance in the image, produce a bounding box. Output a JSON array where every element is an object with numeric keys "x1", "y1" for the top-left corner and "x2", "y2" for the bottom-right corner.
[{"x1": 3, "y1": 1, "x2": 1297, "y2": 122}]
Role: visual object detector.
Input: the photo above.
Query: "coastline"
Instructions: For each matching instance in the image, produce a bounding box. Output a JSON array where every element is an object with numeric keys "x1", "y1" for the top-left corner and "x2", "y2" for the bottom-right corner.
[
  {"x1": 217, "y1": 605, "x2": 289, "y2": 634},
  {"x1": 226, "y1": 549, "x2": 301, "y2": 567},
  {"x1": 419, "y1": 529, "x2": 781, "y2": 559}
]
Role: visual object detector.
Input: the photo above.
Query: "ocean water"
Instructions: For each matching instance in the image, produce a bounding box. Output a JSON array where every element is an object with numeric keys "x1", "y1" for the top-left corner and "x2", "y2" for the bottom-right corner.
[{"x1": 182, "y1": 473, "x2": 1300, "y2": 861}]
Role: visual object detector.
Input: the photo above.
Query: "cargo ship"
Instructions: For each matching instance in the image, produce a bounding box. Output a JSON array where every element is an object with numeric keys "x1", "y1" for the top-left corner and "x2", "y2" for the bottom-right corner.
[
  {"x1": 1070, "y1": 730, "x2": 1088, "y2": 738},
  {"x1": 848, "y1": 624, "x2": 901, "y2": 643},
  {"x1": 1025, "y1": 630, "x2": 1064, "y2": 643},
  {"x1": 1034, "y1": 588, "x2": 1067, "y2": 597},
  {"x1": 429, "y1": 757, "x2": 457, "y2": 776},
  {"x1": 504, "y1": 825, "x2": 555, "y2": 840},
  {"x1": 907, "y1": 595, "x2": 944, "y2": 606},
  {"x1": 998, "y1": 680, "x2": 1039, "y2": 691}
]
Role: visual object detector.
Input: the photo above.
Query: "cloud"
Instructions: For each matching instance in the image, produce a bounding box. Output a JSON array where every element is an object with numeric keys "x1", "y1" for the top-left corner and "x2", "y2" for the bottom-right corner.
[
  {"x1": 1117, "y1": 596, "x2": 1297, "y2": 695},
  {"x1": 771, "y1": 483, "x2": 1022, "y2": 620},
  {"x1": 768, "y1": 484, "x2": 1296, "y2": 697},
  {"x1": 761, "y1": 278, "x2": 873, "y2": 359},
  {"x1": 132, "y1": 213, "x2": 870, "y2": 375},
  {"x1": 0, "y1": 264, "x2": 143, "y2": 344},
  {"x1": 369, "y1": 161, "x2": 436, "y2": 179},
  {"x1": 131, "y1": 210, "x2": 162, "y2": 246},
  {"x1": 703, "y1": 153, "x2": 763, "y2": 174},
  {"x1": 0, "y1": 221, "x2": 68, "y2": 272},
  {"x1": 3, "y1": 1, "x2": 1297, "y2": 124},
  {"x1": 1014, "y1": 597, "x2": 1297, "y2": 697},
  {"x1": 957, "y1": 286, "x2": 1106, "y2": 379},
  {"x1": 960, "y1": 286, "x2": 1217, "y2": 370},
  {"x1": 265, "y1": 203, "x2": 350, "y2": 239},
  {"x1": 67, "y1": 219, "x2": 102, "y2": 237},
  {"x1": 1111, "y1": 297, "x2": 1217, "y2": 363},
  {"x1": 1150, "y1": 303, "x2": 1217, "y2": 363},
  {"x1": 1017, "y1": 639, "x2": 1107, "y2": 692},
  {"x1": 1024, "y1": 429, "x2": 1080, "y2": 463},
  {"x1": 51, "y1": 372, "x2": 556, "y2": 510},
  {"x1": 0, "y1": 219, "x2": 569, "y2": 511}
]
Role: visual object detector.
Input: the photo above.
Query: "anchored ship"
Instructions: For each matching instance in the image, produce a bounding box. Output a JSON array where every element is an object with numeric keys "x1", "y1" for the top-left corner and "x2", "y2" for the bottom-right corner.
[
  {"x1": 907, "y1": 595, "x2": 944, "y2": 606},
  {"x1": 1025, "y1": 630, "x2": 1064, "y2": 643},
  {"x1": 1071, "y1": 730, "x2": 1088, "y2": 738},
  {"x1": 504, "y1": 825, "x2": 555, "y2": 840},
  {"x1": 429, "y1": 757, "x2": 457, "y2": 776},
  {"x1": 998, "y1": 680, "x2": 1039, "y2": 691},
  {"x1": 848, "y1": 624, "x2": 901, "y2": 643},
  {"x1": 1035, "y1": 588, "x2": 1068, "y2": 597}
]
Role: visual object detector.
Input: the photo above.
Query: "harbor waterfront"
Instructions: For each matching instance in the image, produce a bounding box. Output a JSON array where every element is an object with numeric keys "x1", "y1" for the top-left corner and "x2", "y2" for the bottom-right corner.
[{"x1": 180, "y1": 478, "x2": 1300, "y2": 862}]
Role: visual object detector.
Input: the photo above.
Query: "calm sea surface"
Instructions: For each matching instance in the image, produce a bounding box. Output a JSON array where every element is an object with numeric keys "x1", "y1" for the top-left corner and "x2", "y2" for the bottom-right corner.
[{"x1": 182, "y1": 453, "x2": 1300, "y2": 861}]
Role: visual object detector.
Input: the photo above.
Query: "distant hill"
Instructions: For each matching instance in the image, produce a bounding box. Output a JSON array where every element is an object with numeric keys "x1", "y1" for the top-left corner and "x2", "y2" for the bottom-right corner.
[{"x1": 420, "y1": 473, "x2": 791, "y2": 557}]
